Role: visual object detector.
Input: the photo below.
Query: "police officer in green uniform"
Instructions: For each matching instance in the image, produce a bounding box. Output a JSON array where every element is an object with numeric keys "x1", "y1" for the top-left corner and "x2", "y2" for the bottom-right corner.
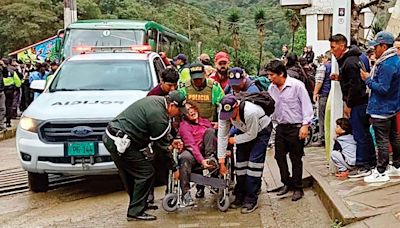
[
  {"x1": 179, "y1": 63, "x2": 224, "y2": 122},
  {"x1": 102, "y1": 90, "x2": 187, "y2": 221}
]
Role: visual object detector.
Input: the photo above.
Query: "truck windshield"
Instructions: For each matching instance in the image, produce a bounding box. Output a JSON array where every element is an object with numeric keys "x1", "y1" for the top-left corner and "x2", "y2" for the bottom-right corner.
[
  {"x1": 63, "y1": 29, "x2": 145, "y2": 57},
  {"x1": 50, "y1": 60, "x2": 152, "y2": 91}
]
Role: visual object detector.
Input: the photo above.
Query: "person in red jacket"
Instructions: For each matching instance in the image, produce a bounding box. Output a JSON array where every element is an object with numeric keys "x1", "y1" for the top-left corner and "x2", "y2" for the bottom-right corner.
[
  {"x1": 210, "y1": 52, "x2": 230, "y2": 90},
  {"x1": 147, "y1": 68, "x2": 179, "y2": 96}
]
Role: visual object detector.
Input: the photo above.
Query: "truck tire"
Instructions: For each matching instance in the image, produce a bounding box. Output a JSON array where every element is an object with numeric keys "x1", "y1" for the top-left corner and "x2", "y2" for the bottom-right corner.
[{"x1": 28, "y1": 172, "x2": 49, "y2": 192}]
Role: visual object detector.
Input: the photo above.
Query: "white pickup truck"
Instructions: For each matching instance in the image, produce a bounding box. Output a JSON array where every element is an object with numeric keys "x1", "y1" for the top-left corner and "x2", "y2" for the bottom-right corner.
[{"x1": 16, "y1": 50, "x2": 166, "y2": 192}]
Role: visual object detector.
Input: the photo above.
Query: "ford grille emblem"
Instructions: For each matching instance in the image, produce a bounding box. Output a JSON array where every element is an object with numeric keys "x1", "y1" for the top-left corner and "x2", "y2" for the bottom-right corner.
[{"x1": 71, "y1": 126, "x2": 93, "y2": 137}]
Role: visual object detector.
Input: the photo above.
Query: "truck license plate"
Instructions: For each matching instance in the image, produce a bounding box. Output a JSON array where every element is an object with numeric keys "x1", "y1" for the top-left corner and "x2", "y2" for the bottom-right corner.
[{"x1": 66, "y1": 142, "x2": 97, "y2": 156}]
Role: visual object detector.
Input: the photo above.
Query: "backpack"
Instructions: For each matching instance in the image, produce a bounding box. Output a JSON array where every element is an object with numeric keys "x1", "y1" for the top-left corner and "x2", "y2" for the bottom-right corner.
[
  {"x1": 248, "y1": 76, "x2": 270, "y2": 91},
  {"x1": 237, "y1": 91, "x2": 275, "y2": 124},
  {"x1": 224, "y1": 76, "x2": 271, "y2": 95}
]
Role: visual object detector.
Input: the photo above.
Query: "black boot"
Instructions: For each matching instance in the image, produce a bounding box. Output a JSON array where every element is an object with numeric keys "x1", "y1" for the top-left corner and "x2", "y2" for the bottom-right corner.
[{"x1": 292, "y1": 189, "x2": 304, "y2": 201}]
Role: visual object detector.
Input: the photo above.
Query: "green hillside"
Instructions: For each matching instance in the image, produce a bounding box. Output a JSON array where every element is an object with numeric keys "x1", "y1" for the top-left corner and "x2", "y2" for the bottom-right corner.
[{"x1": 0, "y1": 0, "x2": 305, "y2": 73}]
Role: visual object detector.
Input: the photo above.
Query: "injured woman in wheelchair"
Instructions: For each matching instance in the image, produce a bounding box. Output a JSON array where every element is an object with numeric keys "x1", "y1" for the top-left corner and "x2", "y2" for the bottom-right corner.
[{"x1": 177, "y1": 101, "x2": 219, "y2": 207}]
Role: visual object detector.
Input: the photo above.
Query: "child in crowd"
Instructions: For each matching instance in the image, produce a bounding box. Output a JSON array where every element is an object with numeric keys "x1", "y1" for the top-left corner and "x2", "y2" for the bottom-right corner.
[{"x1": 331, "y1": 118, "x2": 357, "y2": 180}]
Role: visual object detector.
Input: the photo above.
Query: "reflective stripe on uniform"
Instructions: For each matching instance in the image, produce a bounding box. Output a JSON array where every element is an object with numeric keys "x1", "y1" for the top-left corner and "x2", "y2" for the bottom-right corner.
[
  {"x1": 236, "y1": 169, "x2": 247, "y2": 176},
  {"x1": 235, "y1": 161, "x2": 248, "y2": 169},
  {"x1": 248, "y1": 161, "x2": 264, "y2": 169},
  {"x1": 247, "y1": 169, "x2": 263, "y2": 177}
]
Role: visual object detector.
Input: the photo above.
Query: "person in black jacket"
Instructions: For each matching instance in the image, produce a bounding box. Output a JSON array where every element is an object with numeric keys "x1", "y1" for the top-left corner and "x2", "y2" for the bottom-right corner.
[
  {"x1": 329, "y1": 34, "x2": 376, "y2": 178},
  {"x1": 286, "y1": 54, "x2": 315, "y2": 103},
  {"x1": 306, "y1": 46, "x2": 315, "y2": 64}
]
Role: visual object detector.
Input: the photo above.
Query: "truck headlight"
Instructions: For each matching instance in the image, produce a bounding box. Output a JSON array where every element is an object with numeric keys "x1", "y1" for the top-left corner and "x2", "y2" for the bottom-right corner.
[{"x1": 19, "y1": 117, "x2": 42, "y2": 133}]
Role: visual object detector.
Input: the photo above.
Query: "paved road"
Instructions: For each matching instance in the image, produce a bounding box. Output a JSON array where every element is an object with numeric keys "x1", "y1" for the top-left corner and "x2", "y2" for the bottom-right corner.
[
  {"x1": 0, "y1": 138, "x2": 19, "y2": 171},
  {"x1": 0, "y1": 138, "x2": 332, "y2": 227}
]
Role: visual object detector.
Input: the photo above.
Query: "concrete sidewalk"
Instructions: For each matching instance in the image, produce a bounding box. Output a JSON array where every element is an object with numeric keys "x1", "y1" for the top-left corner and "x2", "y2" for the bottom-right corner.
[
  {"x1": 260, "y1": 148, "x2": 332, "y2": 227},
  {"x1": 304, "y1": 147, "x2": 400, "y2": 226},
  {"x1": 0, "y1": 120, "x2": 18, "y2": 142}
]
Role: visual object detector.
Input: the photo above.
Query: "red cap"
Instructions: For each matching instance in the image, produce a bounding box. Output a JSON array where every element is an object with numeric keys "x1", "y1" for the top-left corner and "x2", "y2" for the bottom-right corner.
[{"x1": 214, "y1": 52, "x2": 230, "y2": 64}]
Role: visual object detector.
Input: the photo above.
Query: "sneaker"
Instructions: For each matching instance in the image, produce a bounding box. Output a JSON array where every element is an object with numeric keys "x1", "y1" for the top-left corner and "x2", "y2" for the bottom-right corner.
[
  {"x1": 335, "y1": 170, "x2": 349, "y2": 180},
  {"x1": 240, "y1": 202, "x2": 258, "y2": 214},
  {"x1": 195, "y1": 188, "x2": 205, "y2": 198},
  {"x1": 385, "y1": 165, "x2": 400, "y2": 177},
  {"x1": 127, "y1": 212, "x2": 156, "y2": 221},
  {"x1": 181, "y1": 192, "x2": 195, "y2": 207},
  {"x1": 364, "y1": 169, "x2": 390, "y2": 183},
  {"x1": 348, "y1": 167, "x2": 372, "y2": 178},
  {"x1": 229, "y1": 199, "x2": 243, "y2": 209}
]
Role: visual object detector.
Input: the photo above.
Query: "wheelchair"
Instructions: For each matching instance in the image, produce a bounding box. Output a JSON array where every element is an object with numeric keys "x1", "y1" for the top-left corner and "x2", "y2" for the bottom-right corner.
[{"x1": 161, "y1": 146, "x2": 236, "y2": 212}]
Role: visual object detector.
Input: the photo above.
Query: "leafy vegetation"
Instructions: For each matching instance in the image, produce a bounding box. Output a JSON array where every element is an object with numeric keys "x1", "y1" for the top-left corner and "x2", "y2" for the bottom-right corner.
[{"x1": 0, "y1": 0, "x2": 306, "y2": 74}]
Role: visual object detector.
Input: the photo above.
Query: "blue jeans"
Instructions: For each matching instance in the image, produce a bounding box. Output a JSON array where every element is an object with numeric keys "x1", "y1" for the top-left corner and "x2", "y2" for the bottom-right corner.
[{"x1": 349, "y1": 104, "x2": 376, "y2": 168}]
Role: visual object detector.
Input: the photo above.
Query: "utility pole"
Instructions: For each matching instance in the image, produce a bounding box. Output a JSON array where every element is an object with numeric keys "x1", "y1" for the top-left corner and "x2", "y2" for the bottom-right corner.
[
  {"x1": 327, "y1": 0, "x2": 351, "y2": 161},
  {"x1": 64, "y1": 0, "x2": 78, "y2": 28}
]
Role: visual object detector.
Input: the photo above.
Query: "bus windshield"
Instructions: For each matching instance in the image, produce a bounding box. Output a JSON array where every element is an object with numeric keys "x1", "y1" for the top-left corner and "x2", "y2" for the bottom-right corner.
[{"x1": 63, "y1": 29, "x2": 145, "y2": 58}]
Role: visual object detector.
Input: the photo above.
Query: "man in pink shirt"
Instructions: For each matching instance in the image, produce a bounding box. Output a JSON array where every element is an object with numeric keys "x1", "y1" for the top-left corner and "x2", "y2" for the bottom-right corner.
[{"x1": 178, "y1": 101, "x2": 217, "y2": 206}]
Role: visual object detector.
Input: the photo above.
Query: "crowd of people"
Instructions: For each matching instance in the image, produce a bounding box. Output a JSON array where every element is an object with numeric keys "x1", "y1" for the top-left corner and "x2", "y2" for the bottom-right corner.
[
  {"x1": 0, "y1": 58, "x2": 59, "y2": 132},
  {"x1": 2, "y1": 30, "x2": 398, "y2": 222},
  {"x1": 328, "y1": 32, "x2": 400, "y2": 183},
  {"x1": 105, "y1": 29, "x2": 400, "y2": 221},
  {"x1": 102, "y1": 45, "x2": 316, "y2": 221}
]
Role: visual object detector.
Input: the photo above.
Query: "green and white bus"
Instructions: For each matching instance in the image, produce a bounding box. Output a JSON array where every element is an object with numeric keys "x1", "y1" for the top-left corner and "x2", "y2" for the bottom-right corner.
[{"x1": 59, "y1": 20, "x2": 190, "y2": 59}]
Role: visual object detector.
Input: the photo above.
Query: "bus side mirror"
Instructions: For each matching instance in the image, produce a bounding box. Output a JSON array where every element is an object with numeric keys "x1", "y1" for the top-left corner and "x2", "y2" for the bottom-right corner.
[{"x1": 30, "y1": 80, "x2": 46, "y2": 92}]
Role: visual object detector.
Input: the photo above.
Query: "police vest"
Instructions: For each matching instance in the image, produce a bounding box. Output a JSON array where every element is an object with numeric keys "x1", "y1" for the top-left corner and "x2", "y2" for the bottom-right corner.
[
  {"x1": 185, "y1": 79, "x2": 215, "y2": 121},
  {"x1": 3, "y1": 72, "x2": 21, "y2": 88}
]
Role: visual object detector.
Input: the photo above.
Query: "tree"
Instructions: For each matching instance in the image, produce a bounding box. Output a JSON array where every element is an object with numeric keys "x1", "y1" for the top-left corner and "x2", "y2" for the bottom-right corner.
[
  {"x1": 77, "y1": 0, "x2": 102, "y2": 20},
  {"x1": 0, "y1": 0, "x2": 300, "y2": 65},
  {"x1": 292, "y1": 27, "x2": 306, "y2": 56},
  {"x1": 255, "y1": 9, "x2": 266, "y2": 75},
  {"x1": 371, "y1": 20, "x2": 384, "y2": 38},
  {"x1": 227, "y1": 9, "x2": 240, "y2": 66},
  {"x1": 0, "y1": 0, "x2": 63, "y2": 55},
  {"x1": 98, "y1": 0, "x2": 121, "y2": 15},
  {"x1": 285, "y1": 9, "x2": 301, "y2": 52}
]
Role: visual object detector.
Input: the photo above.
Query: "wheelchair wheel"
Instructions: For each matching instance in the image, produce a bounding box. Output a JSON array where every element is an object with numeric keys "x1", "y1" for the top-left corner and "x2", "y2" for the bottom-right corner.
[
  {"x1": 217, "y1": 194, "x2": 230, "y2": 212},
  {"x1": 304, "y1": 125, "x2": 313, "y2": 146},
  {"x1": 162, "y1": 193, "x2": 178, "y2": 212}
]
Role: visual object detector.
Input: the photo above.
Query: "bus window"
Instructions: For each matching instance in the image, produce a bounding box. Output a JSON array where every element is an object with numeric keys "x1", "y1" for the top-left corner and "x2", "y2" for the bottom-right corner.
[
  {"x1": 160, "y1": 36, "x2": 171, "y2": 56},
  {"x1": 153, "y1": 57, "x2": 165, "y2": 82}
]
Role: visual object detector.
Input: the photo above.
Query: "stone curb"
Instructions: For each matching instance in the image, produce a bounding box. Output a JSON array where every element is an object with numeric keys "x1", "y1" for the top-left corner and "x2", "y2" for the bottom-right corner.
[
  {"x1": 304, "y1": 159, "x2": 358, "y2": 225},
  {"x1": 0, "y1": 127, "x2": 17, "y2": 142}
]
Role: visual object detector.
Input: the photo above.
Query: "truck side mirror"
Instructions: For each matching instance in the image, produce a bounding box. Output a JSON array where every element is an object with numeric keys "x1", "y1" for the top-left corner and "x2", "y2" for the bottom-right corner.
[{"x1": 30, "y1": 80, "x2": 46, "y2": 92}]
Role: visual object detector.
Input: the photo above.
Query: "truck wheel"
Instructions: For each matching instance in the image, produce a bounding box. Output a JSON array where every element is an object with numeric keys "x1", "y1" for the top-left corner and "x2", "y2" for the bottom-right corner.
[{"x1": 28, "y1": 172, "x2": 48, "y2": 192}]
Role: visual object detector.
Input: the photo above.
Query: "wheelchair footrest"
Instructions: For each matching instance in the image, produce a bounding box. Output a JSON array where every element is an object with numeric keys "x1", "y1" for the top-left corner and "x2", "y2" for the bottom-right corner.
[{"x1": 190, "y1": 173, "x2": 227, "y2": 189}]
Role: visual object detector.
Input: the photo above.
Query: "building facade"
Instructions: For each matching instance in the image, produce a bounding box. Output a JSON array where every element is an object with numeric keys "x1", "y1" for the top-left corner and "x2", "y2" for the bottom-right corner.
[{"x1": 281, "y1": 0, "x2": 375, "y2": 58}]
